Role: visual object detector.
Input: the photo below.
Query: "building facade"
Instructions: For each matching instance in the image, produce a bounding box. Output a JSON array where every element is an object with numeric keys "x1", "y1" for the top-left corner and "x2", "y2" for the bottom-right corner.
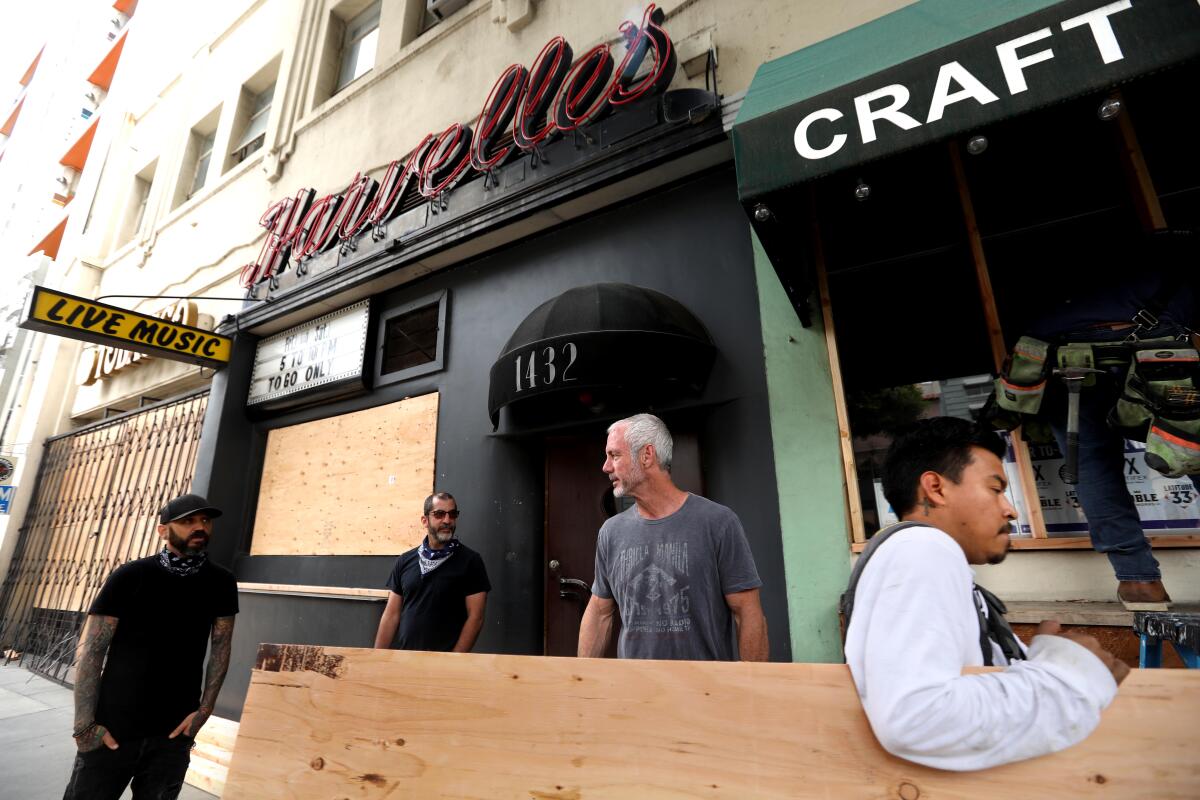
[{"x1": 2, "y1": 0, "x2": 1197, "y2": 751}]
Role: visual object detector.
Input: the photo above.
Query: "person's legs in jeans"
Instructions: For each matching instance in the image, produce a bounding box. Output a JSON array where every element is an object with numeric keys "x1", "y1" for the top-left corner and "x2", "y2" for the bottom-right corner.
[
  {"x1": 129, "y1": 735, "x2": 193, "y2": 799},
  {"x1": 1048, "y1": 379, "x2": 1162, "y2": 581},
  {"x1": 62, "y1": 745, "x2": 136, "y2": 800}
]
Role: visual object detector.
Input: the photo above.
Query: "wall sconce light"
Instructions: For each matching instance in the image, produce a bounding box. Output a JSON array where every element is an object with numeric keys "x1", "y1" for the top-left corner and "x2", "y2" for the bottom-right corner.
[{"x1": 854, "y1": 181, "x2": 871, "y2": 201}]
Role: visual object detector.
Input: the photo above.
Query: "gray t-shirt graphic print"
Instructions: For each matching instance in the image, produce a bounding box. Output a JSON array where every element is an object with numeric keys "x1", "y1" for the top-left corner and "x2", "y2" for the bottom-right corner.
[{"x1": 592, "y1": 494, "x2": 762, "y2": 660}]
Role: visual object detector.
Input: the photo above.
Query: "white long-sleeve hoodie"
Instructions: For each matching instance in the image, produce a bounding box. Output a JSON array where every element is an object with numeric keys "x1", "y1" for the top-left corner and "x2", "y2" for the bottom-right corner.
[{"x1": 844, "y1": 524, "x2": 1119, "y2": 771}]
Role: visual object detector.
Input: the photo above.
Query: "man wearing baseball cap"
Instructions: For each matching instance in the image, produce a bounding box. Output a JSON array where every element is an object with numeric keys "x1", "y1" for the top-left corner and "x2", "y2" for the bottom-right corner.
[{"x1": 62, "y1": 493, "x2": 239, "y2": 799}]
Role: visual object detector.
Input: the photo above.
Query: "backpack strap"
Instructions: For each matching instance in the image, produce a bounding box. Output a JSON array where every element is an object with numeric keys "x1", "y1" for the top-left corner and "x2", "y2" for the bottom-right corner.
[
  {"x1": 839, "y1": 521, "x2": 926, "y2": 631},
  {"x1": 974, "y1": 584, "x2": 1026, "y2": 665}
]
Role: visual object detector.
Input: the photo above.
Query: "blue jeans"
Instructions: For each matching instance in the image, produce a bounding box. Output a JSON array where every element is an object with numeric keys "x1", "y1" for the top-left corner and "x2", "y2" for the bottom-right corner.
[
  {"x1": 1044, "y1": 326, "x2": 1199, "y2": 581},
  {"x1": 62, "y1": 735, "x2": 193, "y2": 800}
]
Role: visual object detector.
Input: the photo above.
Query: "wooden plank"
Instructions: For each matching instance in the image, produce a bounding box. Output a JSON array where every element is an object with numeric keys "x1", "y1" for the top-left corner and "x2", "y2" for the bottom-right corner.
[
  {"x1": 851, "y1": 533, "x2": 1200, "y2": 554},
  {"x1": 251, "y1": 393, "x2": 438, "y2": 556},
  {"x1": 1112, "y1": 90, "x2": 1167, "y2": 232},
  {"x1": 185, "y1": 755, "x2": 227, "y2": 797},
  {"x1": 1004, "y1": 602, "x2": 1135, "y2": 627},
  {"x1": 948, "y1": 141, "x2": 1049, "y2": 539},
  {"x1": 185, "y1": 714, "x2": 239, "y2": 796},
  {"x1": 225, "y1": 646, "x2": 1200, "y2": 799},
  {"x1": 197, "y1": 714, "x2": 241, "y2": 752},
  {"x1": 238, "y1": 582, "x2": 390, "y2": 601},
  {"x1": 1004, "y1": 602, "x2": 1200, "y2": 627},
  {"x1": 810, "y1": 189, "x2": 865, "y2": 544}
]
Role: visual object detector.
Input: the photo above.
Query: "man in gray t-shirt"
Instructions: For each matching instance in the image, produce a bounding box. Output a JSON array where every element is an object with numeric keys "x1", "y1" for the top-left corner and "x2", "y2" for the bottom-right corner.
[{"x1": 578, "y1": 413, "x2": 768, "y2": 661}]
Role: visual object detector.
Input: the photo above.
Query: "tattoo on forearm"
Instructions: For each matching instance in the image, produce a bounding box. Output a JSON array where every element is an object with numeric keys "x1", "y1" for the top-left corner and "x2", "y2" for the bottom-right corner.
[
  {"x1": 196, "y1": 617, "x2": 235, "y2": 725},
  {"x1": 73, "y1": 616, "x2": 117, "y2": 731}
]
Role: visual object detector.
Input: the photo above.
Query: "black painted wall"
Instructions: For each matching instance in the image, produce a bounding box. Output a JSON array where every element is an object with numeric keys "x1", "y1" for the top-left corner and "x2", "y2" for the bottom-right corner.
[{"x1": 206, "y1": 167, "x2": 790, "y2": 721}]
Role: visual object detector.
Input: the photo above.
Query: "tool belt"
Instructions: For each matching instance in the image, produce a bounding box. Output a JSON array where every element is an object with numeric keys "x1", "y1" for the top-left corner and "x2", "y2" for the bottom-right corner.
[
  {"x1": 1111, "y1": 343, "x2": 1200, "y2": 477},
  {"x1": 986, "y1": 334, "x2": 1200, "y2": 477}
]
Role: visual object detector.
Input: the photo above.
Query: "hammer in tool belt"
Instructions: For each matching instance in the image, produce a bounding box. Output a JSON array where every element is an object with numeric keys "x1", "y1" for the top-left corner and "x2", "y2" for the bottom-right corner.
[{"x1": 1054, "y1": 349, "x2": 1104, "y2": 485}]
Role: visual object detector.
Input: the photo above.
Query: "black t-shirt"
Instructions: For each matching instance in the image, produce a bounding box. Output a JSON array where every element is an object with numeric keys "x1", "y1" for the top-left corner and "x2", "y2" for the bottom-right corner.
[
  {"x1": 385, "y1": 544, "x2": 490, "y2": 652},
  {"x1": 89, "y1": 556, "x2": 238, "y2": 741}
]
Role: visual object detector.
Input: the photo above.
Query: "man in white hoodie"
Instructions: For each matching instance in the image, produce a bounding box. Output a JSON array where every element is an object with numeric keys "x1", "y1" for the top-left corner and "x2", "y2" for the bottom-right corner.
[{"x1": 844, "y1": 417, "x2": 1128, "y2": 771}]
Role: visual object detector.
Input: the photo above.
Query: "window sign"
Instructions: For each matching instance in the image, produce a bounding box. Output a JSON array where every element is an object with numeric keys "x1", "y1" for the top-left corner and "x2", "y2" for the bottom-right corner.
[{"x1": 248, "y1": 300, "x2": 370, "y2": 406}]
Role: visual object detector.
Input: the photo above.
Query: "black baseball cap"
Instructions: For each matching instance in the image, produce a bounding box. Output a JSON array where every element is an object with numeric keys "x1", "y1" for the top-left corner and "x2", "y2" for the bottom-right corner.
[{"x1": 159, "y1": 494, "x2": 223, "y2": 524}]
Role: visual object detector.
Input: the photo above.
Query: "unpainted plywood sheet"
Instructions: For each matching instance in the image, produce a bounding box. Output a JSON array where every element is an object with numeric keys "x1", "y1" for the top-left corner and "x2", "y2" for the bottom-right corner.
[
  {"x1": 225, "y1": 645, "x2": 1200, "y2": 799},
  {"x1": 251, "y1": 393, "x2": 438, "y2": 556}
]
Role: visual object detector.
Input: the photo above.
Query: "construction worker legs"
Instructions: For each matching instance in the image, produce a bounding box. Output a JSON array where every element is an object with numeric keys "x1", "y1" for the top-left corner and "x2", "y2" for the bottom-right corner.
[{"x1": 1049, "y1": 384, "x2": 1162, "y2": 581}]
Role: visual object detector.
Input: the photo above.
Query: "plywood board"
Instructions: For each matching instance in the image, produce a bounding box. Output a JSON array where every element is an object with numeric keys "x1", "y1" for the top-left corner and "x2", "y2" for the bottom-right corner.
[
  {"x1": 251, "y1": 393, "x2": 438, "y2": 556},
  {"x1": 185, "y1": 715, "x2": 239, "y2": 796},
  {"x1": 225, "y1": 645, "x2": 1200, "y2": 799}
]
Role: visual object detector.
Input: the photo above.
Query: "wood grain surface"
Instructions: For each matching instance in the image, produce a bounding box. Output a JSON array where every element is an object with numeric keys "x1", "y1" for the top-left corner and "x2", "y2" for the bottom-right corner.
[
  {"x1": 224, "y1": 646, "x2": 1200, "y2": 799},
  {"x1": 250, "y1": 393, "x2": 438, "y2": 556}
]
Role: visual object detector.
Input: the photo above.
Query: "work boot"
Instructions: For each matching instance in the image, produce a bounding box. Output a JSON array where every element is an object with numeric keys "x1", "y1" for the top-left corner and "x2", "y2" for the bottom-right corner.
[{"x1": 1118, "y1": 580, "x2": 1172, "y2": 612}]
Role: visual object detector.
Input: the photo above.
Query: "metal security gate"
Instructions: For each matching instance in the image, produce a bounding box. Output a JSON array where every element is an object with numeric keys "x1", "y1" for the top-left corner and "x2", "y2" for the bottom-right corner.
[{"x1": 0, "y1": 391, "x2": 208, "y2": 684}]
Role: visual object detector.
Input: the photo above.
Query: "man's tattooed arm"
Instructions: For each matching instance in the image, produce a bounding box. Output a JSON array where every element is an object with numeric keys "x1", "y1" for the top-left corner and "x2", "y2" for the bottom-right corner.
[
  {"x1": 189, "y1": 616, "x2": 235, "y2": 736},
  {"x1": 73, "y1": 614, "x2": 118, "y2": 751}
]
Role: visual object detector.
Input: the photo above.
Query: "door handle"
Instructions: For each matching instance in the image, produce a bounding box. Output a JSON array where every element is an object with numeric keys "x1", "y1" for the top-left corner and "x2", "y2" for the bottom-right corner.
[{"x1": 558, "y1": 577, "x2": 590, "y2": 599}]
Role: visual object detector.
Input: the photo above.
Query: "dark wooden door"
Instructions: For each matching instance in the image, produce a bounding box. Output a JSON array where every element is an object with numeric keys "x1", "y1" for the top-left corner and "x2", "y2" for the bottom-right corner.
[{"x1": 543, "y1": 431, "x2": 701, "y2": 656}]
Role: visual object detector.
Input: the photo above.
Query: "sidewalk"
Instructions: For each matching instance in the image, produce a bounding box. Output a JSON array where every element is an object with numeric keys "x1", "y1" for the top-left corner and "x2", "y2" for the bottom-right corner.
[{"x1": 0, "y1": 664, "x2": 215, "y2": 799}]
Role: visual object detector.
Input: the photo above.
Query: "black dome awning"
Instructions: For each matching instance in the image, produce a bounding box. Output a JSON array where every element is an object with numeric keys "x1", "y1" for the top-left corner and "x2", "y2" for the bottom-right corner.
[{"x1": 488, "y1": 283, "x2": 716, "y2": 429}]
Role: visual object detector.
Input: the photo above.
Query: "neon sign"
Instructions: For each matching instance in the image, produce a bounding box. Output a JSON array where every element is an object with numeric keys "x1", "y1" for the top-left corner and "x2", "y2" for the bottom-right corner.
[{"x1": 241, "y1": 4, "x2": 676, "y2": 289}]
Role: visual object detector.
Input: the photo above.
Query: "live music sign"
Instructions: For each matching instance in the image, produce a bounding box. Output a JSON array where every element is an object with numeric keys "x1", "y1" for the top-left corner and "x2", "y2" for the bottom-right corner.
[{"x1": 242, "y1": 4, "x2": 678, "y2": 290}]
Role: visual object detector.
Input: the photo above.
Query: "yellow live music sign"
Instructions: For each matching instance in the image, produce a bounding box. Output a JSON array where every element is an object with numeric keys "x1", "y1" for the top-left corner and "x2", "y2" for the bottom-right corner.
[{"x1": 20, "y1": 286, "x2": 232, "y2": 369}]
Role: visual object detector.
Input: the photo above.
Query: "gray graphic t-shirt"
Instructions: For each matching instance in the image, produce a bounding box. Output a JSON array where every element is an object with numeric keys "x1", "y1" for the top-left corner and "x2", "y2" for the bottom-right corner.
[{"x1": 591, "y1": 494, "x2": 762, "y2": 660}]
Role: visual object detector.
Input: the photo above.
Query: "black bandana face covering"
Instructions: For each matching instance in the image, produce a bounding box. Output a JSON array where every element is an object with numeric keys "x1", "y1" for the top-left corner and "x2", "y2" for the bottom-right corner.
[
  {"x1": 158, "y1": 546, "x2": 208, "y2": 577},
  {"x1": 418, "y1": 537, "x2": 459, "y2": 575}
]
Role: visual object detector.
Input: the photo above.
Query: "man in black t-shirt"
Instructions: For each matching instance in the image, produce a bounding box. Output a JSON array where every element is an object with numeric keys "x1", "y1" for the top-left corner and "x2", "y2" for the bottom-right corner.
[
  {"x1": 62, "y1": 493, "x2": 239, "y2": 800},
  {"x1": 373, "y1": 492, "x2": 491, "y2": 652}
]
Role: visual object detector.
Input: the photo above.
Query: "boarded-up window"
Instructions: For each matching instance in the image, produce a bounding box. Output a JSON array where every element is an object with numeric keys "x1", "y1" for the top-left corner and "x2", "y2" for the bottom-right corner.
[{"x1": 251, "y1": 393, "x2": 438, "y2": 555}]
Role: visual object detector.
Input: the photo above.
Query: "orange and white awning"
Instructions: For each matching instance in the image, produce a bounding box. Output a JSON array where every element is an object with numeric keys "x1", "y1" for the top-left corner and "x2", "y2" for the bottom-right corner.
[
  {"x1": 29, "y1": 216, "x2": 69, "y2": 260},
  {"x1": 87, "y1": 31, "x2": 127, "y2": 91},
  {"x1": 59, "y1": 118, "x2": 98, "y2": 171}
]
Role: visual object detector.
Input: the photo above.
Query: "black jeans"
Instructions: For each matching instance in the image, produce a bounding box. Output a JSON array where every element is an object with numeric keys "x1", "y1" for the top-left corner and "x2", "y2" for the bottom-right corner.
[{"x1": 62, "y1": 735, "x2": 193, "y2": 800}]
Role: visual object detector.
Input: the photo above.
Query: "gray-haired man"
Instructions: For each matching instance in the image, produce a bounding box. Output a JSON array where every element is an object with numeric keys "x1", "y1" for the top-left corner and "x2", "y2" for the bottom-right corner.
[{"x1": 578, "y1": 413, "x2": 768, "y2": 661}]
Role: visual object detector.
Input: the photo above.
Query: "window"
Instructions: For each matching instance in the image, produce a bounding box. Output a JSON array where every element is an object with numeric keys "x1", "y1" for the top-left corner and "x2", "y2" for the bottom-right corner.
[
  {"x1": 421, "y1": 0, "x2": 469, "y2": 34},
  {"x1": 173, "y1": 106, "x2": 220, "y2": 209},
  {"x1": 336, "y1": 2, "x2": 380, "y2": 93},
  {"x1": 118, "y1": 159, "x2": 156, "y2": 247},
  {"x1": 189, "y1": 131, "x2": 215, "y2": 196},
  {"x1": 230, "y1": 83, "x2": 273, "y2": 165},
  {"x1": 815, "y1": 65, "x2": 1200, "y2": 552},
  {"x1": 375, "y1": 290, "x2": 448, "y2": 386}
]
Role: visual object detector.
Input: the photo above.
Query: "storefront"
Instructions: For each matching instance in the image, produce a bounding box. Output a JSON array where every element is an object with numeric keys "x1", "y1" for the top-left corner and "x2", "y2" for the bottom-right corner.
[
  {"x1": 190, "y1": 8, "x2": 796, "y2": 720},
  {"x1": 733, "y1": 0, "x2": 1200, "y2": 611}
]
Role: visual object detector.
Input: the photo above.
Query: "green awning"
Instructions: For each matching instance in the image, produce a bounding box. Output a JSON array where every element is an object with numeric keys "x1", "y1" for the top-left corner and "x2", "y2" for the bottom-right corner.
[{"x1": 733, "y1": 0, "x2": 1200, "y2": 201}]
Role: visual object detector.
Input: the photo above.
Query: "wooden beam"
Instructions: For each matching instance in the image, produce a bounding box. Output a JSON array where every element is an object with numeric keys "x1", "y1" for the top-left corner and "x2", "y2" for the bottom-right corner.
[
  {"x1": 851, "y1": 533, "x2": 1200, "y2": 554},
  {"x1": 237, "y1": 582, "x2": 390, "y2": 601},
  {"x1": 1112, "y1": 90, "x2": 1167, "y2": 232},
  {"x1": 224, "y1": 646, "x2": 1200, "y2": 799},
  {"x1": 949, "y1": 141, "x2": 1049, "y2": 539},
  {"x1": 809, "y1": 188, "x2": 866, "y2": 544}
]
